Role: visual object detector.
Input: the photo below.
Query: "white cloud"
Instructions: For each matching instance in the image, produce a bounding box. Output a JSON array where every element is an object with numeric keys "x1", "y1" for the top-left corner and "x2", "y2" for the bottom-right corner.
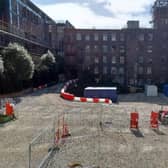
[
  {"x1": 103, "y1": 0, "x2": 154, "y2": 14},
  {"x1": 38, "y1": 0, "x2": 155, "y2": 29}
]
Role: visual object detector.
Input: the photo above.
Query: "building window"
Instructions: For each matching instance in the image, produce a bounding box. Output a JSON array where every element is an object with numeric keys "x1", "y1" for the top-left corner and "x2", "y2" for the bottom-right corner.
[
  {"x1": 147, "y1": 58, "x2": 152, "y2": 64},
  {"x1": 85, "y1": 45, "x2": 90, "y2": 52},
  {"x1": 103, "y1": 45, "x2": 108, "y2": 53},
  {"x1": 138, "y1": 67, "x2": 143, "y2": 74},
  {"x1": 119, "y1": 67, "x2": 124, "y2": 75},
  {"x1": 147, "y1": 45, "x2": 152, "y2": 53},
  {"x1": 138, "y1": 79, "x2": 144, "y2": 86},
  {"x1": 103, "y1": 66, "x2": 107, "y2": 74},
  {"x1": 112, "y1": 57, "x2": 116, "y2": 64},
  {"x1": 138, "y1": 56, "x2": 144, "y2": 63},
  {"x1": 163, "y1": 18, "x2": 168, "y2": 25},
  {"x1": 111, "y1": 33, "x2": 116, "y2": 41},
  {"x1": 103, "y1": 34, "x2": 108, "y2": 41},
  {"x1": 103, "y1": 56, "x2": 107, "y2": 63},
  {"x1": 161, "y1": 56, "x2": 166, "y2": 62},
  {"x1": 85, "y1": 55, "x2": 90, "y2": 63},
  {"x1": 12, "y1": 0, "x2": 17, "y2": 12},
  {"x1": 111, "y1": 45, "x2": 117, "y2": 52},
  {"x1": 147, "y1": 79, "x2": 152, "y2": 84},
  {"x1": 94, "y1": 57, "x2": 99, "y2": 63},
  {"x1": 120, "y1": 56, "x2": 125, "y2": 64},
  {"x1": 147, "y1": 67, "x2": 152, "y2": 74},
  {"x1": 119, "y1": 45, "x2": 125, "y2": 53},
  {"x1": 120, "y1": 33, "x2": 125, "y2": 41},
  {"x1": 94, "y1": 66, "x2": 99, "y2": 74},
  {"x1": 94, "y1": 45, "x2": 98, "y2": 52},
  {"x1": 85, "y1": 34, "x2": 90, "y2": 41},
  {"x1": 148, "y1": 33, "x2": 153, "y2": 41},
  {"x1": 94, "y1": 34, "x2": 99, "y2": 41},
  {"x1": 138, "y1": 34, "x2": 144, "y2": 41},
  {"x1": 111, "y1": 67, "x2": 117, "y2": 74},
  {"x1": 76, "y1": 33, "x2": 82, "y2": 40},
  {"x1": 161, "y1": 67, "x2": 167, "y2": 72},
  {"x1": 119, "y1": 77, "x2": 124, "y2": 84},
  {"x1": 129, "y1": 79, "x2": 134, "y2": 85},
  {"x1": 67, "y1": 45, "x2": 71, "y2": 52}
]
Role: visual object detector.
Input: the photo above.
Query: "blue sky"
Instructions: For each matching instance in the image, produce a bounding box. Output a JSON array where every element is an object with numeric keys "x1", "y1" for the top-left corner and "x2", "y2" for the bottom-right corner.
[{"x1": 32, "y1": 0, "x2": 155, "y2": 29}]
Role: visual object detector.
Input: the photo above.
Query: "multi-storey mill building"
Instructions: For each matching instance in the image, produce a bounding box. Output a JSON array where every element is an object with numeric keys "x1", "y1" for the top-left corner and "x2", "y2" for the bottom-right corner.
[{"x1": 64, "y1": 0, "x2": 168, "y2": 87}]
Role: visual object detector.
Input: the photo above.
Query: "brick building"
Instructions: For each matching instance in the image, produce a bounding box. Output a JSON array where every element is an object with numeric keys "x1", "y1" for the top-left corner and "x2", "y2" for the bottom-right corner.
[
  {"x1": 64, "y1": 0, "x2": 168, "y2": 87},
  {"x1": 1, "y1": 0, "x2": 168, "y2": 87}
]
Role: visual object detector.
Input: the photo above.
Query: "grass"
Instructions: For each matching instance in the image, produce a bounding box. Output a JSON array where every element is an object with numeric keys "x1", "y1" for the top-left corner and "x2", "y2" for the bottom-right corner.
[{"x1": 0, "y1": 114, "x2": 14, "y2": 124}]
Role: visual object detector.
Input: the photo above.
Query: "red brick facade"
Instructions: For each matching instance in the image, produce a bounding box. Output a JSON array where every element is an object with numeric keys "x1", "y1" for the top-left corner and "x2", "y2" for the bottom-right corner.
[{"x1": 64, "y1": 0, "x2": 168, "y2": 87}]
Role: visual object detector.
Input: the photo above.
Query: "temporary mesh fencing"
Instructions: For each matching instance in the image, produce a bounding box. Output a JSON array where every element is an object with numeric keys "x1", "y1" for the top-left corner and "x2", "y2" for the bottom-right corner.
[{"x1": 29, "y1": 103, "x2": 168, "y2": 168}]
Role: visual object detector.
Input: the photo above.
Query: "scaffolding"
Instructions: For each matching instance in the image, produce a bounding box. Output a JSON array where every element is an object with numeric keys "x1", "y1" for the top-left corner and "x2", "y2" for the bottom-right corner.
[{"x1": 0, "y1": 19, "x2": 52, "y2": 56}]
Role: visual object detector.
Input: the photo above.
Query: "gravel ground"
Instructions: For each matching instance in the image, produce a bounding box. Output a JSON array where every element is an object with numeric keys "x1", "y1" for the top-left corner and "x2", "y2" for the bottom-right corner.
[
  {"x1": 1, "y1": 88, "x2": 168, "y2": 168},
  {"x1": 46, "y1": 93, "x2": 168, "y2": 168},
  {"x1": 0, "y1": 84, "x2": 64, "y2": 168}
]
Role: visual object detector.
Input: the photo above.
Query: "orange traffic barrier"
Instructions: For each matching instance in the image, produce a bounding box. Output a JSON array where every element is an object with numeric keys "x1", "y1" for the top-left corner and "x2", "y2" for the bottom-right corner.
[
  {"x1": 150, "y1": 111, "x2": 159, "y2": 129},
  {"x1": 130, "y1": 112, "x2": 139, "y2": 129},
  {"x1": 5, "y1": 102, "x2": 14, "y2": 116}
]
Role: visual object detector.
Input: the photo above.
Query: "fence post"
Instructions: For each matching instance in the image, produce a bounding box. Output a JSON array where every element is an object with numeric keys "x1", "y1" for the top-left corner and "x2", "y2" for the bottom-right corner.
[
  {"x1": 29, "y1": 144, "x2": 31, "y2": 168},
  {"x1": 53, "y1": 116, "x2": 56, "y2": 146}
]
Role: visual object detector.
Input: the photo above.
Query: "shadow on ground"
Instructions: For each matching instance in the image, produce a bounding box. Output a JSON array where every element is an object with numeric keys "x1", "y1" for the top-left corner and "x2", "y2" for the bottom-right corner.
[
  {"x1": 118, "y1": 93, "x2": 168, "y2": 106},
  {"x1": 131, "y1": 129, "x2": 144, "y2": 138}
]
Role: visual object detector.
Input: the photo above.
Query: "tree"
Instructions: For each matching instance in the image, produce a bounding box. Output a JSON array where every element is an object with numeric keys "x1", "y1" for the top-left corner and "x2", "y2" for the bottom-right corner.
[
  {"x1": 33, "y1": 50, "x2": 58, "y2": 86},
  {"x1": 1, "y1": 43, "x2": 35, "y2": 92},
  {"x1": 40, "y1": 50, "x2": 56, "y2": 67}
]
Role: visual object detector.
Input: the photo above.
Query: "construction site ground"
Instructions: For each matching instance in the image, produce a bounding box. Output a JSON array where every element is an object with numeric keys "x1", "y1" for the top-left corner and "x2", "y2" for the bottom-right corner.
[{"x1": 1, "y1": 84, "x2": 168, "y2": 168}]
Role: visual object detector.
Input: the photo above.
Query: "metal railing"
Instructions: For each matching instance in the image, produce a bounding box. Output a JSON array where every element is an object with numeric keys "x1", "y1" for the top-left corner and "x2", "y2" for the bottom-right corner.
[
  {"x1": 0, "y1": 20, "x2": 50, "y2": 48},
  {"x1": 28, "y1": 127, "x2": 55, "y2": 168}
]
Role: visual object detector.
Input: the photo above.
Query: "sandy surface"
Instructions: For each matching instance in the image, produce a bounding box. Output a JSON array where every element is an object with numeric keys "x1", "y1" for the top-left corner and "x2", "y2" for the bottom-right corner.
[{"x1": 1, "y1": 89, "x2": 168, "y2": 168}]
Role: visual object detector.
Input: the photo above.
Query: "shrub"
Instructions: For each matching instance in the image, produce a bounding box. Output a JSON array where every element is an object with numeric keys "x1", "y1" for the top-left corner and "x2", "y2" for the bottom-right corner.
[
  {"x1": 40, "y1": 50, "x2": 56, "y2": 66},
  {"x1": 1, "y1": 43, "x2": 35, "y2": 93},
  {"x1": 33, "y1": 50, "x2": 58, "y2": 86}
]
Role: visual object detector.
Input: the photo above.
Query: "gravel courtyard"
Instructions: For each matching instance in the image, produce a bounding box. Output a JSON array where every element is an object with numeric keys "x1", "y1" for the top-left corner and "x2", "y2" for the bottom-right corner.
[{"x1": 1, "y1": 86, "x2": 168, "y2": 168}]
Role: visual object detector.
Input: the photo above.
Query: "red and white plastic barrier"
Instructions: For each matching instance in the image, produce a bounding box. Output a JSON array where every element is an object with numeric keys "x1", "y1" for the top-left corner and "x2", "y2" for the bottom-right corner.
[
  {"x1": 60, "y1": 79, "x2": 112, "y2": 104},
  {"x1": 74, "y1": 97, "x2": 112, "y2": 104}
]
